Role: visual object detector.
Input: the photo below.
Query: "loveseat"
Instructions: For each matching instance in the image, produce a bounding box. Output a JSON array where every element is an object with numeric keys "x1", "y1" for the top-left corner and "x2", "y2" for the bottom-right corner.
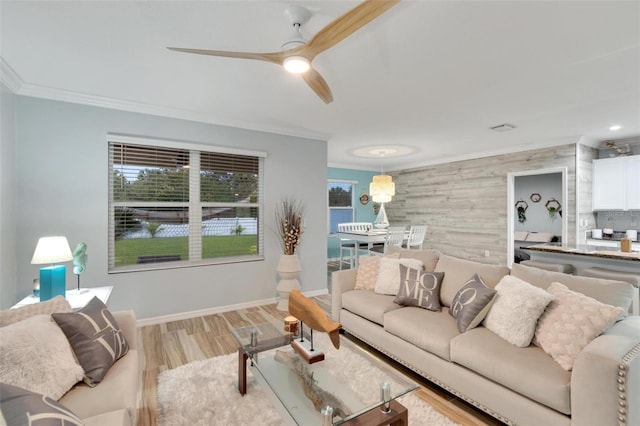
[
  {"x1": 0, "y1": 296, "x2": 139, "y2": 425},
  {"x1": 331, "y1": 247, "x2": 640, "y2": 426}
]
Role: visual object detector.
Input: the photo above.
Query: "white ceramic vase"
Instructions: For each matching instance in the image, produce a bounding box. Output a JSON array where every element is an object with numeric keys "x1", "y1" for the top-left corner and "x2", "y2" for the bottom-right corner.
[{"x1": 276, "y1": 254, "x2": 301, "y2": 311}]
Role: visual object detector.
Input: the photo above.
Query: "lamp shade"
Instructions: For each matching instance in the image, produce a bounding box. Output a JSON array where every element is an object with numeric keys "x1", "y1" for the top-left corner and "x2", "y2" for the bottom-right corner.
[
  {"x1": 370, "y1": 174, "x2": 395, "y2": 203},
  {"x1": 31, "y1": 236, "x2": 73, "y2": 264}
]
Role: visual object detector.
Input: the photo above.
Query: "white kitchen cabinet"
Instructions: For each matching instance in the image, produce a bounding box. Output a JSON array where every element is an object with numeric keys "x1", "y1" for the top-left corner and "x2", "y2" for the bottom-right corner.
[
  {"x1": 626, "y1": 155, "x2": 640, "y2": 210},
  {"x1": 592, "y1": 157, "x2": 625, "y2": 210}
]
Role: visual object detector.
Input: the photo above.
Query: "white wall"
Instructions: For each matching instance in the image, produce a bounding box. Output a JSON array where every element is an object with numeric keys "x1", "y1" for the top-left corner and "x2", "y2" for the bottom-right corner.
[
  {"x1": 514, "y1": 173, "x2": 563, "y2": 236},
  {"x1": 0, "y1": 84, "x2": 17, "y2": 309},
  {"x1": 13, "y1": 96, "x2": 327, "y2": 319}
]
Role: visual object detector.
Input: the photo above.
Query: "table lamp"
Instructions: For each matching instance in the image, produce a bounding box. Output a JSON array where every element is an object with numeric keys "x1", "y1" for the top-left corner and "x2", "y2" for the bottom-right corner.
[{"x1": 31, "y1": 236, "x2": 73, "y2": 301}]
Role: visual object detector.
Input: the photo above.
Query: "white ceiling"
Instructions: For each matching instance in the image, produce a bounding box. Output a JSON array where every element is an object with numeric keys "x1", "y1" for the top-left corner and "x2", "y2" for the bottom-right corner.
[{"x1": 2, "y1": 1, "x2": 639, "y2": 171}]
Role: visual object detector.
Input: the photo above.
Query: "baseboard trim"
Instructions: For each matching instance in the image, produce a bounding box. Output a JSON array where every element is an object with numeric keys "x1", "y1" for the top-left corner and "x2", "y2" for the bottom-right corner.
[{"x1": 136, "y1": 289, "x2": 329, "y2": 327}]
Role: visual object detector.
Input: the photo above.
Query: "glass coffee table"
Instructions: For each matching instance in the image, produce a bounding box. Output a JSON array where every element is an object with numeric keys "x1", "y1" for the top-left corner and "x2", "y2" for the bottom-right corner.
[{"x1": 232, "y1": 322, "x2": 417, "y2": 425}]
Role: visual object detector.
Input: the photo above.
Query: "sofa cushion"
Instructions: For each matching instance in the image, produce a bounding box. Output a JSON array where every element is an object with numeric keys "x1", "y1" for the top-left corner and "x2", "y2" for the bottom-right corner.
[
  {"x1": 84, "y1": 408, "x2": 132, "y2": 426},
  {"x1": 0, "y1": 314, "x2": 84, "y2": 400},
  {"x1": 511, "y1": 263, "x2": 633, "y2": 313},
  {"x1": 450, "y1": 327, "x2": 571, "y2": 415},
  {"x1": 534, "y1": 282, "x2": 624, "y2": 371},
  {"x1": 450, "y1": 273, "x2": 497, "y2": 333},
  {"x1": 0, "y1": 382, "x2": 84, "y2": 426},
  {"x1": 0, "y1": 295, "x2": 72, "y2": 327},
  {"x1": 383, "y1": 307, "x2": 460, "y2": 361},
  {"x1": 374, "y1": 257, "x2": 424, "y2": 295},
  {"x1": 385, "y1": 246, "x2": 441, "y2": 272},
  {"x1": 52, "y1": 297, "x2": 129, "y2": 386},
  {"x1": 483, "y1": 275, "x2": 554, "y2": 347},
  {"x1": 393, "y1": 265, "x2": 444, "y2": 311},
  {"x1": 60, "y1": 349, "x2": 139, "y2": 422},
  {"x1": 342, "y1": 290, "x2": 402, "y2": 326},
  {"x1": 435, "y1": 255, "x2": 510, "y2": 307}
]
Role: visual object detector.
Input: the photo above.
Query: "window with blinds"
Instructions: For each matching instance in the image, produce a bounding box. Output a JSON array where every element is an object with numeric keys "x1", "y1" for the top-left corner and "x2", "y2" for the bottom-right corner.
[{"x1": 108, "y1": 137, "x2": 264, "y2": 272}]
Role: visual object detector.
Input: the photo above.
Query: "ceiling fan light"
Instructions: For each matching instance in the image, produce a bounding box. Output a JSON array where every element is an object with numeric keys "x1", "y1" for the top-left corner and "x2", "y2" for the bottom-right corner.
[{"x1": 283, "y1": 56, "x2": 310, "y2": 74}]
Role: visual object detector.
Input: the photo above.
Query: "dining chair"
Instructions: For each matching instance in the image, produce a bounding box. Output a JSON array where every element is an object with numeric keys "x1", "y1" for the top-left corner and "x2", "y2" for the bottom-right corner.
[
  {"x1": 404, "y1": 225, "x2": 427, "y2": 250},
  {"x1": 369, "y1": 226, "x2": 406, "y2": 256},
  {"x1": 337, "y1": 222, "x2": 372, "y2": 269}
]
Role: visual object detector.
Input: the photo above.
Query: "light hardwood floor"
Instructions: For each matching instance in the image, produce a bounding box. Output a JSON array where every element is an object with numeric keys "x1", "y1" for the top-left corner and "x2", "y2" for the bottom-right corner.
[{"x1": 135, "y1": 263, "x2": 505, "y2": 426}]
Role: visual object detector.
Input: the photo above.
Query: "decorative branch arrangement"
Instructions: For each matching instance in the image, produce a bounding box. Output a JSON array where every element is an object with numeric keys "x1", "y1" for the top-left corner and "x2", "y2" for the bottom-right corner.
[{"x1": 275, "y1": 198, "x2": 305, "y2": 255}]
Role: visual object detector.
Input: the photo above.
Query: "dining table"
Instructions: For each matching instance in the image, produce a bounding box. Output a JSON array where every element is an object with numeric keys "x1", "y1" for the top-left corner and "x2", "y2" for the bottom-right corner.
[{"x1": 336, "y1": 228, "x2": 398, "y2": 267}]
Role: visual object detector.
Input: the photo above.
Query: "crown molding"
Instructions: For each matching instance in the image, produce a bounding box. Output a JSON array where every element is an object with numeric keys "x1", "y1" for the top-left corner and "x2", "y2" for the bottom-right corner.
[
  {"x1": 17, "y1": 82, "x2": 328, "y2": 141},
  {"x1": 1, "y1": 57, "x2": 327, "y2": 142},
  {"x1": 0, "y1": 57, "x2": 23, "y2": 93}
]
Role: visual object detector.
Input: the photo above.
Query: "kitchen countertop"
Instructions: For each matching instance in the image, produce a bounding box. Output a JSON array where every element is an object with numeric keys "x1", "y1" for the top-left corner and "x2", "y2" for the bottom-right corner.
[{"x1": 523, "y1": 243, "x2": 640, "y2": 262}]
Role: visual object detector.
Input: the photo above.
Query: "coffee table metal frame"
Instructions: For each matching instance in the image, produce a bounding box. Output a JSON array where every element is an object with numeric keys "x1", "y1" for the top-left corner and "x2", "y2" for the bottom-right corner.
[{"x1": 232, "y1": 323, "x2": 416, "y2": 425}]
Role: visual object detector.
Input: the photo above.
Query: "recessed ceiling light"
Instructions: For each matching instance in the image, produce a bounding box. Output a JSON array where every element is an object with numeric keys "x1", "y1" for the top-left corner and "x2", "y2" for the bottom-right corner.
[{"x1": 609, "y1": 125, "x2": 622, "y2": 131}]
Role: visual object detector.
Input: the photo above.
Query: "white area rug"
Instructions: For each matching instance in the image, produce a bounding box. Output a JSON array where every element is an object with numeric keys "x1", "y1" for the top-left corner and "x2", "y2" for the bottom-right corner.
[{"x1": 157, "y1": 334, "x2": 460, "y2": 426}]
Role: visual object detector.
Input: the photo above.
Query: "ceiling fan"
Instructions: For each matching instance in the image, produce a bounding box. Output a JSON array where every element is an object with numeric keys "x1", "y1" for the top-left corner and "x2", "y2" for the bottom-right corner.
[{"x1": 167, "y1": 0, "x2": 400, "y2": 104}]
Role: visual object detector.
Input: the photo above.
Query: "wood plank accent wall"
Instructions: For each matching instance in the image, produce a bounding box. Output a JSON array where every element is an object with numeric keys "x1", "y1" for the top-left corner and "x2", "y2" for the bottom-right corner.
[
  {"x1": 386, "y1": 144, "x2": 578, "y2": 265},
  {"x1": 577, "y1": 144, "x2": 598, "y2": 244}
]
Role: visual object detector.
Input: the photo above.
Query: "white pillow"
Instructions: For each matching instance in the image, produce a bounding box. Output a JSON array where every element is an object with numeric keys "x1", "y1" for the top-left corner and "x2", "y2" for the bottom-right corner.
[
  {"x1": 534, "y1": 282, "x2": 624, "y2": 370},
  {"x1": 483, "y1": 275, "x2": 554, "y2": 347},
  {"x1": 374, "y1": 257, "x2": 424, "y2": 295},
  {"x1": 0, "y1": 314, "x2": 84, "y2": 400}
]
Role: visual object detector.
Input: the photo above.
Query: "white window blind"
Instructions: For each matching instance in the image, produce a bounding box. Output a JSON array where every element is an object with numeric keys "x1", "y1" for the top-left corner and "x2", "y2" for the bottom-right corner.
[{"x1": 108, "y1": 139, "x2": 264, "y2": 272}]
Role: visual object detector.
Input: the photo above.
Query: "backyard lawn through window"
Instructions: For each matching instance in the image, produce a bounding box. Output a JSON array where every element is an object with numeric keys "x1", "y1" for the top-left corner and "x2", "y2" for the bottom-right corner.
[{"x1": 108, "y1": 138, "x2": 264, "y2": 271}]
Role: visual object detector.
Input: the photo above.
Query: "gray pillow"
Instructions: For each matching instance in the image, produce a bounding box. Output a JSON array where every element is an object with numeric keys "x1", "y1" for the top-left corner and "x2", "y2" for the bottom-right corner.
[
  {"x1": 450, "y1": 273, "x2": 497, "y2": 333},
  {"x1": 0, "y1": 382, "x2": 83, "y2": 426},
  {"x1": 394, "y1": 264, "x2": 444, "y2": 311},
  {"x1": 52, "y1": 297, "x2": 129, "y2": 386}
]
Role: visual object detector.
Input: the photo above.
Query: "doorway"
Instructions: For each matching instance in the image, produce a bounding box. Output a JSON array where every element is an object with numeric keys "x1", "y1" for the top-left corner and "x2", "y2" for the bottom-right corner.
[{"x1": 507, "y1": 167, "x2": 568, "y2": 267}]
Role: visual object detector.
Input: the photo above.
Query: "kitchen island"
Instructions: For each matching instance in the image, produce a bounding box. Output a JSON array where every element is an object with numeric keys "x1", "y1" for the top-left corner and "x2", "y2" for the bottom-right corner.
[{"x1": 522, "y1": 243, "x2": 639, "y2": 313}]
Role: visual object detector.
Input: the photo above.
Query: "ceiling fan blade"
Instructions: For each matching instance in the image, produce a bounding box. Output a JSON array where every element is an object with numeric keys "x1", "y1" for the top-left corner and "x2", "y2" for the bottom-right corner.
[
  {"x1": 301, "y1": 67, "x2": 333, "y2": 104},
  {"x1": 302, "y1": 0, "x2": 400, "y2": 59},
  {"x1": 167, "y1": 47, "x2": 285, "y2": 65}
]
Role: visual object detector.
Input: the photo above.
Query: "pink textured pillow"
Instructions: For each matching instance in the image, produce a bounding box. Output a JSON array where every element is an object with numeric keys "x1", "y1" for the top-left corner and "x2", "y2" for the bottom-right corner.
[
  {"x1": 354, "y1": 254, "x2": 399, "y2": 290},
  {"x1": 534, "y1": 282, "x2": 624, "y2": 370},
  {"x1": 355, "y1": 256, "x2": 380, "y2": 290}
]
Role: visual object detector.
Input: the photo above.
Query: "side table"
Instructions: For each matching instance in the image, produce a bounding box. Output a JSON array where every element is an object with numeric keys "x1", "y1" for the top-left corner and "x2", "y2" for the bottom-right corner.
[{"x1": 11, "y1": 286, "x2": 113, "y2": 309}]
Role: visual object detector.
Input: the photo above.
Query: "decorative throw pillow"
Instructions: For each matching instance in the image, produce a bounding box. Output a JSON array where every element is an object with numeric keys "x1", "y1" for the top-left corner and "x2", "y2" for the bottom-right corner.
[
  {"x1": 450, "y1": 274, "x2": 497, "y2": 333},
  {"x1": 354, "y1": 253, "x2": 399, "y2": 290},
  {"x1": 534, "y1": 282, "x2": 625, "y2": 370},
  {"x1": 374, "y1": 257, "x2": 424, "y2": 295},
  {"x1": 0, "y1": 315, "x2": 84, "y2": 400},
  {"x1": 0, "y1": 295, "x2": 72, "y2": 327},
  {"x1": 0, "y1": 382, "x2": 83, "y2": 426},
  {"x1": 52, "y1": 297, "x2": 129, "y2": 386},
  {"x1": 483, "y1": 275, "x2": 554, "y2": 347},
  {"x1": 393, "y1": 264, "x2": 444, "y2": 311}
]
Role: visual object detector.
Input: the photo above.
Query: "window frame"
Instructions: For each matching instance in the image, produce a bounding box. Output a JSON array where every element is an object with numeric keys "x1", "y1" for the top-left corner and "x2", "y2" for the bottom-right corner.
[
  {"x1": 327, "y1": 179, "x2": 356, "y2": 234},
  {"x1": 107, "y1": 134, "x2": 266, "y2": 273}
]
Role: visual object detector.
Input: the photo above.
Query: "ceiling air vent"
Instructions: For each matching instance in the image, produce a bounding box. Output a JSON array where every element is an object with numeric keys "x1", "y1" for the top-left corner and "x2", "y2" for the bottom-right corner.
[{"x1": 489, "y1": 123, "x2": 516, "y2": 132}]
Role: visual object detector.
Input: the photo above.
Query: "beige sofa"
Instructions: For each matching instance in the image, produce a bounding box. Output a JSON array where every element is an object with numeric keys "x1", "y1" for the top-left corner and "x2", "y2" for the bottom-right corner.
[
  {"x1": 0, "y1": 298, "x2": 139, "y2": 426},
  {"x1": 331, "y1": 247, "x2": 640, "y2": 426}
]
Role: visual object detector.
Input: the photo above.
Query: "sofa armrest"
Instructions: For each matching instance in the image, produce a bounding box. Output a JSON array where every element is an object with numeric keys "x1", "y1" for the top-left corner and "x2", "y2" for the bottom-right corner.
[
  {"x1": 112, "y1": 310, "x2": 137, "y2": 351},
  {"x1": 331, "y1": 269, "x2": 357, "y2": 322},
  {"x1": 571, "y1": 316, "x2": 640, "y2": 426}
]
